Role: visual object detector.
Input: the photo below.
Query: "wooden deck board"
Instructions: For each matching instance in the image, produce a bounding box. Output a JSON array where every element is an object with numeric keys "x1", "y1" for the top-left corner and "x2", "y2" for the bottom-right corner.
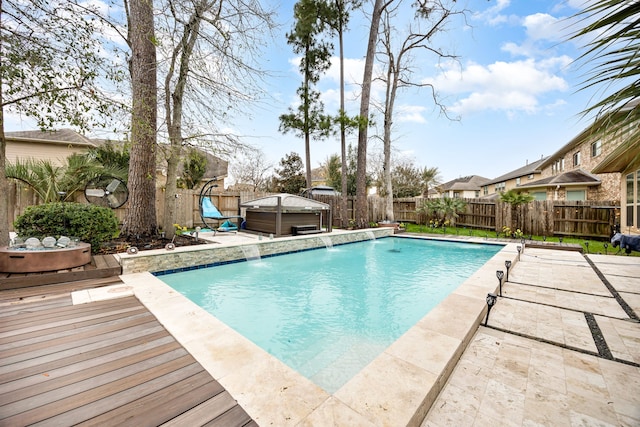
[
  {"x1": 0, "y1": 290, "x2": 255, "y2": 426},
  {"x1": 0, "y1": 254, "x2": 122, "y2": 291}
]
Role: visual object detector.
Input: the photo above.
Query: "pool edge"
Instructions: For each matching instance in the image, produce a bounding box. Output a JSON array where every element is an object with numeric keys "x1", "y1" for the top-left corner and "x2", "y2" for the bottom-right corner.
[{"x1": 118, "y1": 233, "x2": 518, "y2": 425}]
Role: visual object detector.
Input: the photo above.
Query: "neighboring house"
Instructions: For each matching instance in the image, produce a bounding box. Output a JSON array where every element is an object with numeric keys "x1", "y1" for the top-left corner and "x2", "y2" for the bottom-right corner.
[
  {"x1": 301, "y1": 185, "x2": 339, "y2": 197},
  {"x1": 5, "y1": 129, "x2": 97, "y2": 166},
  {"x1": 516, "y1": 122, "x2": 624, "y2": 201},
  {"x1": 7, "y1": 129, "x2": 229, "y2": 190},
  {"x1": 481, "y1": 157, "x2": 548, "y2": 199},
  {"x1": 592, "y1": 139, "x2": 640, "y2": 234},
  {"x1": 433, "y1": 175, "x2": 490, "y2": 199}
]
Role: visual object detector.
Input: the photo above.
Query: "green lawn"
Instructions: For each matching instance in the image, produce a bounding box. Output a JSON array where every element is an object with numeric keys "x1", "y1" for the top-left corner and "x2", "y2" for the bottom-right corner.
[{"x1": 403, "y1": 223, "x2": 639, "y2": 257}]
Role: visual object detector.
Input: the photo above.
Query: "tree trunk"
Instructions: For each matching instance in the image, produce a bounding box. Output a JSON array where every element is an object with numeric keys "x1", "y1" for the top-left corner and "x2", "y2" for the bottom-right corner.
[
  {"x1": 163, "y1": 144, "x2": 180, "y2": 239},
  {"x1": 382, "y1": 38, "x2": 398, "y2": 222},
  {"x1": 338, "y1": 6, "x2": 348, "y2": 227},
  {"x1": 122, "y1": 0, "x2": 158, "y2": 239},
  {"x1": 355, "y1": 0, "x2": 383, "y2": 228},
  {"x1": 0, "y1": 97, "x2": 9, "y2": 247},
  {"x1": 0, "y1": 1, "x2": 9, "y2": 248},
  {"x1": 163, "y1": 4, "x2": 202, "y2": 239}
]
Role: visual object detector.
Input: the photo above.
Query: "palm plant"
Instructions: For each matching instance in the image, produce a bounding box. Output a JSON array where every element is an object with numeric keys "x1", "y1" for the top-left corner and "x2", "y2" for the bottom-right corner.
[
  {"x1": 418, "y1": 197, "x2": 466, "y2": 226},
  {"x1": 6, "y1": 155, "x2": 128, "y2": 203},
  {"x1": 500, "y1": 189, "x2": 534, "y2": 233},
  {"x1": 570, "y1": 1, "x2": 640, "y2": 150}
]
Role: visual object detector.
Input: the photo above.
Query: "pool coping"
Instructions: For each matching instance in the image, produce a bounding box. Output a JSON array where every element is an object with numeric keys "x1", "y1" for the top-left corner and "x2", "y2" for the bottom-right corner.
[{"x1": 108, "y1": 231, "x2": 518, "y2": 426}]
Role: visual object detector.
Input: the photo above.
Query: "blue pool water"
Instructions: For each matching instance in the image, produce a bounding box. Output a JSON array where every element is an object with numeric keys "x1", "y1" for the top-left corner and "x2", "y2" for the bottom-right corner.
[{"x1": 160, "y1": 237, "x2": 502, "y2": 392}]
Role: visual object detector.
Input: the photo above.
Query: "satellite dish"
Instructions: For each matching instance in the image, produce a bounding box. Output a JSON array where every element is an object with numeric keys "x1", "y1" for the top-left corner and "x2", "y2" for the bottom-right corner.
[{"x1": 84, "y1": 176, "x2": 129, "y2": 209}]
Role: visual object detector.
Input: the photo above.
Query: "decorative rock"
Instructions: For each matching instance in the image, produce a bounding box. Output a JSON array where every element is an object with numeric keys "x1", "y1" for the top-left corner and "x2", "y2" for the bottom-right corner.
[
  {"x1": 25, "y1": 237, "x2": 42, "y2": 250},
  {"x1": 42, "y1": 236, "x2": 57, "y2": 248}
]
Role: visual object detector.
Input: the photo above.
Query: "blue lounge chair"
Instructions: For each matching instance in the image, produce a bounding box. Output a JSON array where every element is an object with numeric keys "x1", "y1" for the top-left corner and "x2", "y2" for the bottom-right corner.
[
  {"x1": 198, "y1": 178, "x2": 244, "y2": 234},
  {"x1": 200, "y1": 196, "x2": 244, "y2": 234}
]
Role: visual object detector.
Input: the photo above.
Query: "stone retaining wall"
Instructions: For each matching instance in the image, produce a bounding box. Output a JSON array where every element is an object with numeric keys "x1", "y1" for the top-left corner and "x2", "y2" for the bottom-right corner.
[{"x1": 117, "y1": 228, "x2": 393, "y2": 275}]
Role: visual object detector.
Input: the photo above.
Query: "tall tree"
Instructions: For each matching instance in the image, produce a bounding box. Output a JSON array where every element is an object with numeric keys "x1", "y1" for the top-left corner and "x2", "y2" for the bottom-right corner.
[
  {"x1": 122, "y1": 0, "x2": 158, "y2": 238},
  {"x1": 229, "y1": 149, "x2": 273, "y2": 191},
  {"x1": 420, "y1": 165, "x2": 441, "y2": 196},
  {"x1": 387, "y1": 162, "x2": 439, "y2": 198},
  {"x1": 377, "y1": 0, "x2": 461, "y2": 220},
  {"x1": 178, "y1": 149, "x2": 207, "y2": 189},
  {"x1": 0, "y1": 0, "x2": 122, "y2": 246},
  {"x1": 279, "y1": 0, "x2": 335, "y2": 189},
  {"x1": 157, "y1": 0, "x2": 275, "y2": 238},
  {"x1": 323, "y1": 153, "x2": 342, "y2": 190},
  {"x1": 274, "y1": 152, "x2": 306, "y2": 194},
  {"x1": 327, "y1": 0, "x2": 360, "y2": 227},
  {"x1": 355, "y1": 0, "x2": 387, "y2": 228},
  {"x1": 570, "y1": 0, "x2": 640, "y2": 152}
]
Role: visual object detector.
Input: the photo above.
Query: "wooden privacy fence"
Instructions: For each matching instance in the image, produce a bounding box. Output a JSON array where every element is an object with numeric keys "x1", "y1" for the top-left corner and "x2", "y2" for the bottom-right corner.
[
  {"x1": 7, "y1": 181, "x2": 619, "y2": 239},
  {"x1": 312, "y1": 196, "x2": 619, "y2": 239}
]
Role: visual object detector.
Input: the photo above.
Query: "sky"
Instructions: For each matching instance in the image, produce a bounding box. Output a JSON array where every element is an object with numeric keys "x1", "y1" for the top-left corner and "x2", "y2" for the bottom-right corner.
[
  {"x1": 230, "y1": 0, "x2": 598, "y2": 184},
  {"x1": 5, "y1": 0, "x2": 600, "y2": 185}
]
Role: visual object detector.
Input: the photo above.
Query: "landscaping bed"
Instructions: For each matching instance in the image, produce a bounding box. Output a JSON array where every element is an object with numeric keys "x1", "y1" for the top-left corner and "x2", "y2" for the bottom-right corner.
[{"x1": 97, "y1": 234, "x2": 207, "y2": 255}]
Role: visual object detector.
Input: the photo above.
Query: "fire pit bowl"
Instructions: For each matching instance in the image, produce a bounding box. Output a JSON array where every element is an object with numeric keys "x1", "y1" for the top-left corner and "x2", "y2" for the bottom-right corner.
[{"x1": 0, "y1": 242, "x2": 92, "y2": 273}]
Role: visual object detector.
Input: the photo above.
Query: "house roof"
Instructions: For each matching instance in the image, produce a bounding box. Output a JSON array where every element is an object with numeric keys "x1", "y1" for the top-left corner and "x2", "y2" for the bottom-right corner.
[
  {"x1": 301, "y1": 186, "x2": 339, "y2": 196},
  {"x1": 518, "y1": 169, "x2": 601, "y2": 188},
  {"x1": 241, "y1": 193, "x2": 330, "y2": 211},
  {"x1": 439, "y1": 175, "x2": 490, "y2": 191},
  {"x1": 6, "y1": 129, "x2": 96, "y2": 147},
  {"x1": 540, "y1": 100, "x2": 640, "y2": 170},
  {"x1": 483, "y1": 157, "x2": 548, "y2": 185},
  {"x1": 592, "y1": 139, "x2": 640, "y2": 174}
]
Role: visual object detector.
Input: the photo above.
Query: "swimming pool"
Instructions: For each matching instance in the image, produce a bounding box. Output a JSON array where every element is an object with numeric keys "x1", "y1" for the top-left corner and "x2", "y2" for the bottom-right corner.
[{"x1": 160, "y1": 237, "x2": 502, "y2": 392}]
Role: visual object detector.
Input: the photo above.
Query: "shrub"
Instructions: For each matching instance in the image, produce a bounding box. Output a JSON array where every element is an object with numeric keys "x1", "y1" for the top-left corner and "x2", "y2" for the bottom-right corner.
[{"x1": 14, "y1": 202, "x2": 119, "y2": 253}]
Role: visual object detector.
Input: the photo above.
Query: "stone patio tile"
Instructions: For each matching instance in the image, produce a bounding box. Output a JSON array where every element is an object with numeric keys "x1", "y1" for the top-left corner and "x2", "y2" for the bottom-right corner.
[
  {"x1": 595, "y1": 315, "x2": 640, "y2": 364},
  {"x1": 522, "y1": 383, "x2": 572, "y2": 427},
  {"x1": 566, "y1": 394, "x2": 619, "y2": 426},
  {"x1": 334, "y1": 352, "x2": 439, "y2": 427},
  {"x1": 606, "y1": 276, "x2": 640, "y2": 293},
  {"x1": 420, "y1": 383, "x2": 479, "y2": 427},
  {"x1": 619, "y1": 291, "x2": 640, "y2": 317},
  {"x1": 296, "y1": 397, "x2": 376, "y2": 426},
  {"x1": 476, "y1": 379, "x2": 525, "y2": 427},
  {"x1": 445, "y1": 359, "x2": 492, "y2": 400}
]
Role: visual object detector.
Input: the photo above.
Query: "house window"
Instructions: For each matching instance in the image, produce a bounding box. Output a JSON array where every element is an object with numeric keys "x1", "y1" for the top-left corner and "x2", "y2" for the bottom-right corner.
[
  {"x1": 516, "y1": 177, "x2": 521, "y2": 186},
  {"x1": 532, "y1": 191, "x2": 547, "y2": 201},
  {"x1": 528, "y1": 174, "x2": 534, "y2": 179},
  {"x1": 627, "y1": 173, "x2": 635, "y2": 227},
  {"x1": 495, "y1": 182, "x2": 505, "y2": 192},
  {"x1": 591, "y1": 140, "x2": 602, "y2": 157},
  {"x1": 475, "y1": 190, "x2": 480, "y2": 198},
  {"x1": 453, "y1": 191, "x2": 460, "y2": 198},
  {"x1": 573, "y1": 151, "x2": 581, "y2": 167},
  {"x1": 567, "y1": 190, "x2": 586, "y2": 201},
  {"x1": 554, "y1": 159, "x2": 565, "y2": 174},
  {"x1": 483, "y1": 186, "x2": 488, "y2": 196},
  {"x1": 637, "y1": 170, "x2": 640, "y2": 229}
]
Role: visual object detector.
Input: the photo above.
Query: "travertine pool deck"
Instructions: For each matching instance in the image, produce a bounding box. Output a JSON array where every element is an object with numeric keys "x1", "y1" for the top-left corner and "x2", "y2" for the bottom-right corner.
[
  {"x1": 422, "y1": 247, "x2": 640, "y2": 426},
  {"x1": 78, "y1": 234, "x2": 640, "y2": 426}
]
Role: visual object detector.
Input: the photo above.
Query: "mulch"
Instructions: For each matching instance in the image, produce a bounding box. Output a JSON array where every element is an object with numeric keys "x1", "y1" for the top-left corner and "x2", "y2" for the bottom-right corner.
[{"x1": 97, "y1": 234, "x2": 207, "y2": 255}]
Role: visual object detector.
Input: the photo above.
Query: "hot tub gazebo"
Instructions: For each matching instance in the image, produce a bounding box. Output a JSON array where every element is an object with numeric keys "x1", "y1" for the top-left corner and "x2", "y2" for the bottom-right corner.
[{"x1": 240, "y1": 194, "x2": 332, "y2": 237}]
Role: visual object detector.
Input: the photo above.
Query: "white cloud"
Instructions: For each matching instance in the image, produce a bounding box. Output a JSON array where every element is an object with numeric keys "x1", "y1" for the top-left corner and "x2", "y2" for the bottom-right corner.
[
  {"x1": 425, "y1": 58, "x2": 570, "y2": 116},
  {"x1": 523, "y1": 13, "x2": 565, "y2": 42},
  {"x1": 396, "y1": 105, "x2": 428, "y2": 124},
  {"x1": 473, "y1": 0, "x2": 512, "y2": 26}
]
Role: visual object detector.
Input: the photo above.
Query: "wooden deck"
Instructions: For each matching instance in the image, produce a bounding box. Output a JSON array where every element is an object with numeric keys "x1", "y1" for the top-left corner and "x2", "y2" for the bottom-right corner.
[
  {"x1": 0, "y1": 254, "x2": 122, "y2": 291},
  {"x1": 0, "y1": 285, "x2": 257, "y2": 426}
]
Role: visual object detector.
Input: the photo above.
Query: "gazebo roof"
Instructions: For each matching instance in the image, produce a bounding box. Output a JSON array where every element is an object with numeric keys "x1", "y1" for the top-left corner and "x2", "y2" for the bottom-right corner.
[{"x1": 241, "y1": 193, "x2": 330, "y2": 211}]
